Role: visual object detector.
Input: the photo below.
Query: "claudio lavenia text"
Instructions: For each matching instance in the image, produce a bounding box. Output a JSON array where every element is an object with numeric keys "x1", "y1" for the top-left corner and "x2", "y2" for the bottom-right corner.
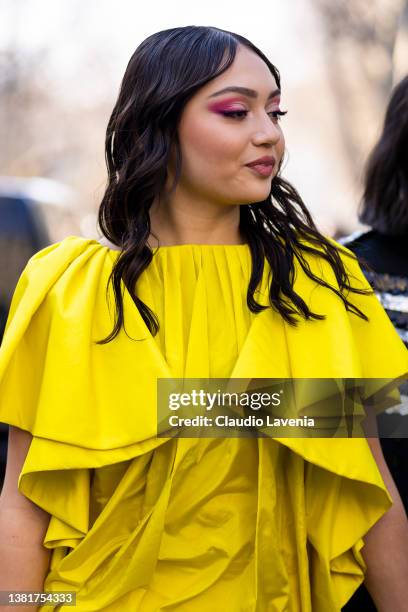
[{"x1": 168, "y1": 414, "x2": 315, "y2": 428}]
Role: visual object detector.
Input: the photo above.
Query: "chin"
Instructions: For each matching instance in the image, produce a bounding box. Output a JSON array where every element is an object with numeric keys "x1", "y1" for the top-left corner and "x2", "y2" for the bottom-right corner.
[{"x1": 244, "y1": 188, "x2": 272, "y2": 203}]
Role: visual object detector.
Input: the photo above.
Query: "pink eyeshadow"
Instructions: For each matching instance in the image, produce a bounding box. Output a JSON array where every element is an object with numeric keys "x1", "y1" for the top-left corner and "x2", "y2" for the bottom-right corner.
[
  {"x1": 208, "y1": 98, "x2": 247, "y2": 112},
  {"x1": 208, "y1": 96, "x2": 281, "y2": 113}
]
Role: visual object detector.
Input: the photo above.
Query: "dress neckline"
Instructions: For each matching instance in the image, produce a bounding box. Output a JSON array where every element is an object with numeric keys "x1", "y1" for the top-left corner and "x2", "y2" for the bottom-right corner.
[
  {"x1": 150, "y1": 243, "x2": 250, "y2": 252},
  {"x1": 93, "y1": 238, "x2": 250, "y2": 254}
]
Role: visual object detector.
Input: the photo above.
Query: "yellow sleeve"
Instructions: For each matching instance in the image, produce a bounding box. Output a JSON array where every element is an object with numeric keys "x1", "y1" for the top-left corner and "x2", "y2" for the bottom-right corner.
[
  {"x1": 0, "y1": 237, "x2": 100, "y2": 549},
  {"x1": 0, "y1": 235, "x2": 169, "y2": 553},
  {"x1": 1, "y1": 237, "x2": 86, "y2": 433}
]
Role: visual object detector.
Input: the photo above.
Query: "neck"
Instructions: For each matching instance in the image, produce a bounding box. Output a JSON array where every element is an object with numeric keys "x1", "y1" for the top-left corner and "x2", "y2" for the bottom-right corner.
[{"x1": 148, "y1": 194, "x2": 245, "y2": 247}]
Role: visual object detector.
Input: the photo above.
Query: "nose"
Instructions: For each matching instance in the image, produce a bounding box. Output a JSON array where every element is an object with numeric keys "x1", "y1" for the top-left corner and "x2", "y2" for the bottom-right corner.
[{"x1": 251, "y1": 113, "x2": 282, "y2": 146}]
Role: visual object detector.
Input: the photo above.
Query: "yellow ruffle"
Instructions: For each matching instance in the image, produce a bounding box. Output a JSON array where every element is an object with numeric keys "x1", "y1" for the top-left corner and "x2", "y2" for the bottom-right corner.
[{"x1": 0, "y1": 235, "x2": 407, "y2": 611}]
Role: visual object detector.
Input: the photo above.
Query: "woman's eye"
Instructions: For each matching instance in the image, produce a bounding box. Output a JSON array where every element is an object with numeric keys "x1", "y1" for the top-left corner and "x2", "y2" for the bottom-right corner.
[
  {"x1": 269, "y1": 110, "x2": 288, "y2": 122},
  {"x1": 221, "y1": 109, "x2": 248, "y2": 119},
  {"x1": 221, "y1": 109, "x2": 288, "y2": 122}
]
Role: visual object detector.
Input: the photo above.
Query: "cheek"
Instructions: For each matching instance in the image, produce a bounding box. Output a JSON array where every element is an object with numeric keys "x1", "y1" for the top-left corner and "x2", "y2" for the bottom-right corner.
[{"x1": 179, "y1": 117, "x2": 242, "y2": 165}]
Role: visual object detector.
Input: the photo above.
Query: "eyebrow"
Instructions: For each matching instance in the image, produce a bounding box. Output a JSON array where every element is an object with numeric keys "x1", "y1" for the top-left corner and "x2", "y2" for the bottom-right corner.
[{"x1": 207, "y1": 86, "x2": 281, "y2": 100}]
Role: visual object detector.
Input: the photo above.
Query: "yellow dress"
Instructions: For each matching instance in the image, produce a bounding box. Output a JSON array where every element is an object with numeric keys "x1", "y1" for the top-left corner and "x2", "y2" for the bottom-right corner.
[{"x1": 0, "y1": 236, "x2": 407, "y2": 612}]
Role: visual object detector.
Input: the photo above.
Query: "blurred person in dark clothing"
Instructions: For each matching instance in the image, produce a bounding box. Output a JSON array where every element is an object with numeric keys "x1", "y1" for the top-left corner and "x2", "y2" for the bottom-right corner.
[
  {"x1": 341, "y1": 74, "x2": 408, "y2": 612},
  {"x1": 342, "y1": 75, "x2": 408, "y2": 343}
]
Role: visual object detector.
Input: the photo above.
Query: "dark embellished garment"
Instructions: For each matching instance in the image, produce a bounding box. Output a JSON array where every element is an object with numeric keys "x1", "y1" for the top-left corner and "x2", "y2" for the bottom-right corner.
[{"x1": 363, "y1": 270, "x2": 408, "y2": 347}]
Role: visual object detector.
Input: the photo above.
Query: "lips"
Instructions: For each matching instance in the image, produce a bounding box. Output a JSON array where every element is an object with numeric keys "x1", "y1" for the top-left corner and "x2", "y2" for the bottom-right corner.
[
  {"x1": 246, "y1": 164, "x2": 274, "y2": 177},
  {"x1": 246, "y1": 156, "x2": 276, "y2": 168}
]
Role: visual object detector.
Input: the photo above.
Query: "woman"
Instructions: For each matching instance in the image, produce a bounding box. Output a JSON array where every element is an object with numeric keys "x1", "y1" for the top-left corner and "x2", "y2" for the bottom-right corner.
[{"x1": 0, "y1": 26, "x2": 407, "y2": 612}]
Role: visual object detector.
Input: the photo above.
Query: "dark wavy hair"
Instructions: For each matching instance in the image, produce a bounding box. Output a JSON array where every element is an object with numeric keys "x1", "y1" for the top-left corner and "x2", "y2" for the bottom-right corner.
[
  {"x1": 359, "y1": 74, "x2": 408, "y2": 235},
  {"x1": 96, "y1": 25, "x2": 372, "y2": 344}
]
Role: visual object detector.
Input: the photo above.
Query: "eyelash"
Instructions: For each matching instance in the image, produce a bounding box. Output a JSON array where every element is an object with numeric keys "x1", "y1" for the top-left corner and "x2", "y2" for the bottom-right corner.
[{"x1": 221, "y1": 110, "x2": 288, "y2": 122}]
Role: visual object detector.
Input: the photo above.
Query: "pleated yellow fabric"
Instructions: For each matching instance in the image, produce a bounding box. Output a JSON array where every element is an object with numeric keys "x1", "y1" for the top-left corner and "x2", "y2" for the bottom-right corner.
[{"x1": 0, "y1": 235, "x2": 407, "y2": 611}]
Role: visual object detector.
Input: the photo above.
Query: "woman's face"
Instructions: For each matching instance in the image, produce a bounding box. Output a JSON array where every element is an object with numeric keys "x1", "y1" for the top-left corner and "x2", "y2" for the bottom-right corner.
[{"x1": 170, "y1": 44, "x2": 286, "y2": 207}]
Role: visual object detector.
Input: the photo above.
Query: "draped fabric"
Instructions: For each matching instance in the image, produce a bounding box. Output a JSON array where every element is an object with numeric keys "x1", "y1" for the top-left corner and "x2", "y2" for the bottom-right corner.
[{"x1": 0, "y1": 236, "x2": 407, "y2": 611}]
